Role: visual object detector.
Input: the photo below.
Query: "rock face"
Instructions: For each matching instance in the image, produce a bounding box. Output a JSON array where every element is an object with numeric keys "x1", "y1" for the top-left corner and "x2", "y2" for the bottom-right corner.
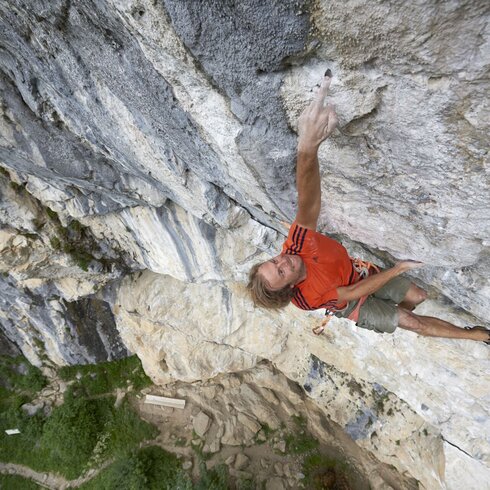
[{"x1": 0, "y1": 1, "x2": 488, "y2": 488}]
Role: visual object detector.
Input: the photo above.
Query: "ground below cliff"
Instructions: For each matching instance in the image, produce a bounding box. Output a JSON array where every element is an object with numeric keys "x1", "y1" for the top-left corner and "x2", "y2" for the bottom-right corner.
[{"x1": 0, "y1": 355, "x2": 420, "y2": 489}]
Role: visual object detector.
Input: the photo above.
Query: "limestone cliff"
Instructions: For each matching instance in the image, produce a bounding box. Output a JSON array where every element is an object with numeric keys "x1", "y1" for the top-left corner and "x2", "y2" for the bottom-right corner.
[{"x1": 0, "y1": 1, "x2": 488, "y2": 488}]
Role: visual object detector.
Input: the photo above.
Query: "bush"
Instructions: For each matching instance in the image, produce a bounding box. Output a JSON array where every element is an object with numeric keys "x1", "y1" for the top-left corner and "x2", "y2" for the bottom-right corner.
[
  {"x1": 81, "y1": 446, "x2": 193, "y2": 490},
  {"x1": 104, "y1": 400, "x2": 158, "y2": 458},
  {"x1": 0, "y1": 355, "x2": 47, "y2": 395},
  {"x1": 0, "y1": 357, "x2": 47, "y2": 469},
  {"x1": 40, "y1": 394, "x2": 111, "y2": 477}
]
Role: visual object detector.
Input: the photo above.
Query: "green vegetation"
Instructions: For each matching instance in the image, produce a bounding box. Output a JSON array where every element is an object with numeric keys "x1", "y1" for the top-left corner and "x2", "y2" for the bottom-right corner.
[
  {"x1": 254, "y1": 422, "x2": 277, "y2": 445},
  {"x1": 236, "y1": 477, "x2": 255, "y2": 490},
  {"x1": 259, "y1": 422, "x2": 276, "y2": 439},
  {"x1": 59, "y1": 355, "x2": 152, "y2": 396},
  {"x1": 0, "y1": 355, "x2": 156, "y2": 480},
  {"x1": 194, "y1": 463, "x2": 229, "y2": 490},
  {"x1": 281, "y1": 414, "x2": 356, "y2": 490},
  {"x1": 302, "y1": 453, "x2": 350, "y2": 490},
  {"x1": 0, "y1": 474, "x2": 41, "y2": 489},
  {"x1": 0, "y1": 355, "x2": 47, "y2": 396},
  {"x1": 2, "y1": 168, "x2": 119, "y2": 273},
  {"x1": 80, "y1": 446, "x2": 192, "y2": 490},
  {"x1": 189, "y1": 437, "x2": 234, "y2": 488},
  {"x1": 9, "y1": 181, "x2": 23, "y2": 192},
  {"x1": 1, "y1": 389, "x2": 157, "y2": 479},
  {"x1": 284, "y1": 414, "x2": 319, "y2": 454},
  {"x1": 372, "y1": 387, "x2": 390, "y2": 415},
  {"x1": 44, "y1": 206, "x2": 111, "y2": 272},
  {"x1": 49, "y1": 236, "x2": 62, "y2": 250},
  {"x1": 190, "y1": 438, "x2": 212, "y2": 462},
  {"x1": 45, "y1": 207, "x2": 59, "y2": 221}
]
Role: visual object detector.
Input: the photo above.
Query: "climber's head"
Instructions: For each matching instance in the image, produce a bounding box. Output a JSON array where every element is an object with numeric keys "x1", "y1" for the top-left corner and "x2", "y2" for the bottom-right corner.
[{"x1": 247, "y1": 254, "x2": 305, "y2": 309}]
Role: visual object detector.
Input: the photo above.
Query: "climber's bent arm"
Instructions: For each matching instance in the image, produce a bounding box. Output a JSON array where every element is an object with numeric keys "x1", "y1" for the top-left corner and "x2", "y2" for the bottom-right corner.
[{"x1": 337, "y1": 261, "x2": 424, "y2": 302}]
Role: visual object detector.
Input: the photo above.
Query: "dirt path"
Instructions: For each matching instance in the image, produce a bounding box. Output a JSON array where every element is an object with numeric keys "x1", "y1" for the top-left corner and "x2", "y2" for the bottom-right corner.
[{"x1": 0, "y1": 460, "x2": 112, "y2": 489}]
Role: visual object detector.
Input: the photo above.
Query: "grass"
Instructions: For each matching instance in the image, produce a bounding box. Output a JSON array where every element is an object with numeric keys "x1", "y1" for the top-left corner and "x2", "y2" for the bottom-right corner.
[
  {"x1": 284, "y1": 414, "x2": 319, "y2": 454},
  {"x1": 0, "y1": 474, "x2": 41, "y2": 489},
  {"x1": 194, "y1": 462, "x2": 229, "y2": 490},
  {"x1": 58, "y1": 355, "x2": 152, "y2": 396}
]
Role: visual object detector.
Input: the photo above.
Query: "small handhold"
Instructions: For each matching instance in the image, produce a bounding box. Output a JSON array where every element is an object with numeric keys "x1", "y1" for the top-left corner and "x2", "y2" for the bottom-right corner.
[{"x1": 324, "y1": 68, "x2": 332, "y2": 77}]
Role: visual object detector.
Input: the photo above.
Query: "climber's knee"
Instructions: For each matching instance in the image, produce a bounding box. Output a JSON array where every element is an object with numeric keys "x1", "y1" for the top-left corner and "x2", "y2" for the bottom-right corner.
[
  {"x1": 398, "y1": 308, "x2": 428, "y2": 335},
  {"x1": 401, "y1": 284, "x2": 427, "y2": 308}
]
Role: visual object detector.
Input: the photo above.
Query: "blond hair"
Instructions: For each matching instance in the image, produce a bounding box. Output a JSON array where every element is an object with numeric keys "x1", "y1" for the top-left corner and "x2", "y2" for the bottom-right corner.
[{"x1": 247, "y1": 262, "x2": 296, "y2": 309}]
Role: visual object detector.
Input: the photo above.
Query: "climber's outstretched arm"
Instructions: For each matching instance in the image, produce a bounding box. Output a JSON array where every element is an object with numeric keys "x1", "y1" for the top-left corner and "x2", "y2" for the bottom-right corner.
[{"x1": 294, "y1": 75, "x2": 338, "y2": 231}]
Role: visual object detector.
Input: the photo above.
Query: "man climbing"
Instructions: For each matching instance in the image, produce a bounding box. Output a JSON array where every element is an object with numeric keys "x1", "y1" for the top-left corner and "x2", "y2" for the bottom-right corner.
[{"x1": 248, "y1": 72, "x2": 489, "y2": 344}]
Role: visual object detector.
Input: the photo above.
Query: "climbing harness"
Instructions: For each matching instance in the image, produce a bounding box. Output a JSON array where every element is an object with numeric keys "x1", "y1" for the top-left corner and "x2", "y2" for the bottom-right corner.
[{"x1": 312, "y1": 258, "x2": 380, "y2": 335}]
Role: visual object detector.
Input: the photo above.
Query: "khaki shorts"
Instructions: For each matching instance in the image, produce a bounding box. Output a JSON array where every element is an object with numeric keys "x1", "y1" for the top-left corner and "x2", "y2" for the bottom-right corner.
[{"x1": 337, "y1": 276, "x2": 412, "y2": 334}]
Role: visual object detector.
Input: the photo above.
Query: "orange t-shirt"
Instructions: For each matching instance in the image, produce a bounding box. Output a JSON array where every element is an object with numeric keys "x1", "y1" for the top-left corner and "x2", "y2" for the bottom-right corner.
[{"x1": 281, "y1": 223, "x2": 359, "y2": 312}]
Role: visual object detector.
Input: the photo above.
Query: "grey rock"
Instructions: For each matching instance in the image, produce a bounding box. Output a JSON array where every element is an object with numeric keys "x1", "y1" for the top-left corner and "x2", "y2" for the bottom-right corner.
[
  {"x1": 225, "y1": 455, "x2": 235, "y2": 466},
  {"x1": 266, "y1": 477, "x2": 286, "y2": 490},
  {"x1": 192, "y1": 411, "x2": 211, "y2": 438},
  {"x1": 234, "y1": 453, "x2": 250, "y2": 470},
  {"x1": 274, "y1": 440, "x2": 287, "y2": 453},
  {"x1": 0, "y1": 329, "x2": 20, "y2": 357},
  {"x1": 283, "y1": 463, "x2": 292, "y2": 478},
  {"x1": 21, "y1": 402, "x2": 44, "y2": 416}
]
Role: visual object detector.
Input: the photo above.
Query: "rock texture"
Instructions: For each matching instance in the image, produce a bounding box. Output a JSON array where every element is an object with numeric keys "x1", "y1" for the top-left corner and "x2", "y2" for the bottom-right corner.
[{"x1": 0, "y1": 1, "x2": 489, "y2": 488}]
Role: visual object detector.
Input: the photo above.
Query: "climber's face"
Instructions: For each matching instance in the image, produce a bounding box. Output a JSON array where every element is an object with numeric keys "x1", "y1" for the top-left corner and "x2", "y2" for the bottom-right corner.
[{"x1": 258, "y1": 254, "x2": 305, "y2": 290}]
